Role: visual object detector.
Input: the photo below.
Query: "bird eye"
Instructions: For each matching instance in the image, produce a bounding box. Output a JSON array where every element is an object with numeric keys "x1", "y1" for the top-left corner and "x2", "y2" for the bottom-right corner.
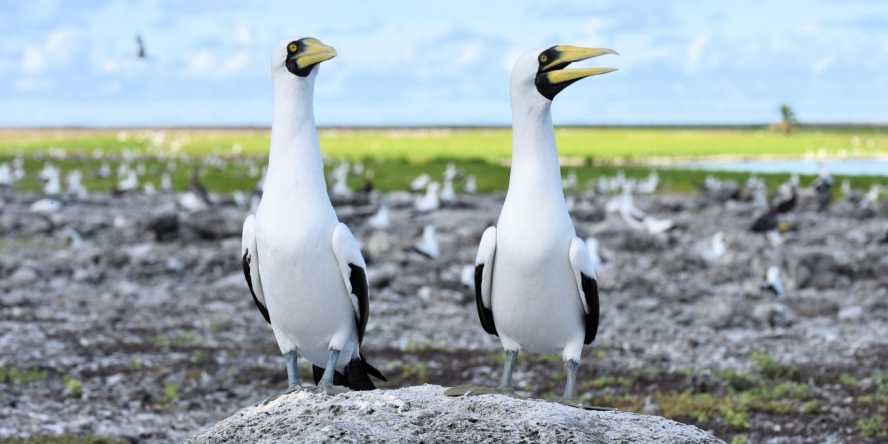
[
  {"x1": 288, "y1": 43, "x2": 298, "y2": 52},
  {"x1": 539, "y1": 55, "x2": 548, "y2": 63}
]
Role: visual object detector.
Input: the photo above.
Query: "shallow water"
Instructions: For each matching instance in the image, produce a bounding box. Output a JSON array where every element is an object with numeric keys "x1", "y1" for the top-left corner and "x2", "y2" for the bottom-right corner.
[{"x1": 681, "y1": 159, "x2": 888, "y2": 176}]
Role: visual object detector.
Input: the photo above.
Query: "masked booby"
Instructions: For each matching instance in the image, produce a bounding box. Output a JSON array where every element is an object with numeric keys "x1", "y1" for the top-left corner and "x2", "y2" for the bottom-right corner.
[
  {"x1": 761, "y1": 266, "x2": 786, "y2": 299},
  {"x1": 446, "y1": 45, "x2": 617, "y2": 409},
  {"x1": 241, "y1": 37, "x2": 386, "y2": 404}
]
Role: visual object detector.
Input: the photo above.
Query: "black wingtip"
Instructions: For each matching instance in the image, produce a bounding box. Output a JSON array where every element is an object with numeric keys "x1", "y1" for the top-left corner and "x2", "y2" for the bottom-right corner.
[
  {"x1": 473, "y1": 264, "x2": 498, "y2": 336},
  {"x1": 362, "y1": 356, "x2": 388, "y2": 382},
  {"x1": 242, "y1": 250, "x2": 270, "y2": 324},
  {"x1": 580, "y1": 272, "x2": 600, "y2": 345}
]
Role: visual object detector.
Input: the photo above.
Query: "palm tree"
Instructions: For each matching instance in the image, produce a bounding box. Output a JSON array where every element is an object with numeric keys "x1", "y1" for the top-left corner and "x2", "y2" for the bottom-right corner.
[{"x1": 778, "y1": 104, "x2": 797, "y2": 134}]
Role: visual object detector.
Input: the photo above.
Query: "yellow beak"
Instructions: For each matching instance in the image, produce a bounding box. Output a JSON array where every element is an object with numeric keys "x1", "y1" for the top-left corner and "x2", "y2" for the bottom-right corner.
[
  {"x1": 542, "y1": 46, "x2": 619, "y2": 84},
  {"x1": 292, "y1": 39, "x2": 338, "y2": 69}
]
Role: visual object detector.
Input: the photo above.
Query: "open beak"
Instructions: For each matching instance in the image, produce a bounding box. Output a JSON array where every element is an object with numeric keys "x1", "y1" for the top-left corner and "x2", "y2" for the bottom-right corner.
[
  {"x1": 292, "y1": 39, "x2": 338, "y2": 69},
  {"x1": 541, "y1": 46, "x2": 619, "y2": 84}
]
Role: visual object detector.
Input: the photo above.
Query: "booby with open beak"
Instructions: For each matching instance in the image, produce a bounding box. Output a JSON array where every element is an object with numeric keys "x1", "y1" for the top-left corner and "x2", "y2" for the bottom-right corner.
[
  {"x1": 241, "y1": 37, "x2": 386, "y2": 405},
  {"x1": 446, "y1": 45, "x2": 617, "y2": 409}
]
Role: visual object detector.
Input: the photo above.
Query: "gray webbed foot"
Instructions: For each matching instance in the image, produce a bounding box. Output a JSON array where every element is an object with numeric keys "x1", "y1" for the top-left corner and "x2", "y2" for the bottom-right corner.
[
  {"x1": 555, "y1": 397, "x2": 618, "y2": 411},
  {"x1": 445, "y1": 385, "x2": 524, "y2": 398},
  {"x1": 305, "y1": 383, "x2": 350, "y2": 396}
]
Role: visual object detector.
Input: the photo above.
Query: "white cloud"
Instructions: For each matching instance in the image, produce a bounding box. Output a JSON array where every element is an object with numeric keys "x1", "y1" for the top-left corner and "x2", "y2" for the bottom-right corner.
[
  {"x1": 583, "y1": 18, "x2": 607, "y2": 47},
  {"x1": 183, "y1": 50, "x2": 250, "y2": 78},
  {"x1": 14, "y1": 77, "x2": 52, "y2": 91},
  {"x1": 686, "y1": 32, "x2": 709, "y2": 73},
  {"x1": 455, "y1": 43, "x2": 483, "y2": 67},
  {"x1": 219, "y1": 51, "x2": 249, "y2": 76},
  {"x1": 44, "y1": 26, "x2": 83, "y2": 65},
  {"x1": 21, "y1": 47, "x2": 46, "y2": 73},
  {"x1": 796, "y1": 23, "x2": 820, "y2": 36},
  {"x1": 182, "y1": 50, "x2": 214, "y2": 77},
  {"x1": 101, "y1": 59, "x2": 118, "y2": 73},
  {"x1": 234, "y1": 24, "x2": 252, "y2": 45},
  {"x1": 814, "y1": 56, "x2": 835, "y2": 74}
]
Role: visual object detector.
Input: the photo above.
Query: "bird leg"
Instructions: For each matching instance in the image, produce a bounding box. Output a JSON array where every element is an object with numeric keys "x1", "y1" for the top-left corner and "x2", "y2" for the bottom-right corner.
[
  {"x1": 556, "y1": 359, "x2": 617, "y2": 411},
  {"x1": 557, "y1": 359, "x2": 581, "y2": 407},
  {"x1": 445, "y1": 349, "x2": 524, "y2": 399},
  {"x1": 256, "y1": 350, "x2": 303, "y2": 406},
  {"x1": 306, "y1": 349, "x2": 349, "y2": 395}
]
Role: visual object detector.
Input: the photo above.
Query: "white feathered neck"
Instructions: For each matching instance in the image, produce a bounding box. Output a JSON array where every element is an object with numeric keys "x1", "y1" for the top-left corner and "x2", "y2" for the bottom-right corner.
[{"x1": 265, "y1": 68, "x2": 328, "y2": 199}]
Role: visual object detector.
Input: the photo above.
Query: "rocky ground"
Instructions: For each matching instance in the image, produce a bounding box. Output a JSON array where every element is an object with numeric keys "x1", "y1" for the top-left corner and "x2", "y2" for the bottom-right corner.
[
  {"x1": 1, "y1": 188, "x2": 887, "y2": 443},
  {"x1": 186, "y1": 385, "x2": 723, "y2": 444}
]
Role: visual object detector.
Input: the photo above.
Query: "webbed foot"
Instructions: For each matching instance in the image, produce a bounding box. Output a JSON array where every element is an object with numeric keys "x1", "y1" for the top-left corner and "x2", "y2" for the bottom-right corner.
[
  {"x1": 445, "y1": 385, "x2": 525, "y2": 399},
  {"x1": 305, "y1": 383, "x2": 350, "y2": 396},
  {"x1": 555, "y1": 396, "x2": 617, "y2": 411},
  {"x1": 256, "y1": 385, "x2": 304, "y2": 406}
]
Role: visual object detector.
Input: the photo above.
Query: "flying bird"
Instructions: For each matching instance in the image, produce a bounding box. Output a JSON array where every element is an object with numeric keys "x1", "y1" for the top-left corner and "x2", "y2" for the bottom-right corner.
[
  {"x1": 241, "y1": 37, "x2": 385, "y2": 404},
  {"x1": 446, "y1": 45, "x2": 617, "y2": 410},
  {"x1": 136, "y1": 34, "x2": 146, "y2": 59}
]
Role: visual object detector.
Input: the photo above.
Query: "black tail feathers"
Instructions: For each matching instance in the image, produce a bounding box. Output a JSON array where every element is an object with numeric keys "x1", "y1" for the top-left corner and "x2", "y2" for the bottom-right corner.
[{"x1": 311, "y1": 356, "x2": 387, "y2": 391}]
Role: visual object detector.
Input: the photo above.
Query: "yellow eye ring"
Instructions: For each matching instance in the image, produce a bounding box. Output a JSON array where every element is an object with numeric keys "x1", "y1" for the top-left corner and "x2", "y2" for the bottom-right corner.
[
  {"x1": 539, "y1": 55, "x2": 548, "y2": 62},
  {"x1": 288, "y1": 43, "x2": 298, "y2": 52}
]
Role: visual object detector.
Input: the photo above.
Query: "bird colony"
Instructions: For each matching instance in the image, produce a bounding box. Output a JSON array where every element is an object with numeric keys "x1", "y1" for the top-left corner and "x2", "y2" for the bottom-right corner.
[{"x1": 1, "y1": 37, "x2": 888, "y2": 444}]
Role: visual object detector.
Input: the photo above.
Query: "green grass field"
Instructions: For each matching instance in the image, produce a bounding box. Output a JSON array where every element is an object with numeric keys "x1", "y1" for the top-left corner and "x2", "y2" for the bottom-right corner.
[
  {"x1": 2, "y1": 127, "x2": 887, "y2": 162},
  {"x1": 1, "y1": 127, "x2": 886, "y2": 194}
]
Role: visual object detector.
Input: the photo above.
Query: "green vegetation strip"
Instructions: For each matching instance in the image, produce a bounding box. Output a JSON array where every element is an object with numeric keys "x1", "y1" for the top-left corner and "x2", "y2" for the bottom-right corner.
[{"x1": 1, "y1": 127, "x2": 886, "y2": 161}]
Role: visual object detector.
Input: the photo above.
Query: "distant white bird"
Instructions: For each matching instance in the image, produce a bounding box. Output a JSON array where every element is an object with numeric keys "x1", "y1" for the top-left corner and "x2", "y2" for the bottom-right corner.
[
  {"x1": 440, "y1": 178, "x2": 456, "y2": 203},
  {"x1": 636, "y1": 171, "x2": 660, "y2": 194},
  {"x1": 63, "y1": 228, "x2": 83, "y2": 249},
  {"x1": 233, "y1": 190, "x2": 247, "y2": 209},
  {"x1": 761, "y1": 266, "x2": 786, "y2": 299},
  {"x1": 161, "y1": 173, "x2": 173, "y2": 192},
  {"x1": 443, "y1": 162, "x2": 458, "y2": 182},
  {"x1": 366, "y1": 202, "x2": 390, "y2": 229},
  {"x1": 143, "y1": 182, "x2": 156, "y2": 195},
  {"x1": 460, "y1": 264, "x2": 475, "y2": 289},
  {"x1": 136, "y1": 162, "x2": 146, "y2": 176},
  {"x1": 0, "y1": 163, "x2": 14, "y2": 187},
  {"x1": 863, "y1": 184, "x2": 883, "y2": 208},
  {"x1": 38, "y1": 162, "x2": 59, "y2": 183},
  {"x1": 117, "y1": 171, "x2": 139, "y2": 192},
  {"x1": 248, "y1": 161, "x2": 260, "y2": 178},
  {"x1": 562, "y1": 170, "x2": 578, "y2": 189},
  {"x1": 702, "y1": 232, "x2": 727, "y2": 261},
  {"x1": 43, "y1": 174, "x2": 61, "y2": 196},
  {"x1": 414, "y1": 182, "x2": 441, "y2": 212},
  {"x1": 841, "y1": 179, "x2": 851, "y2": 196},
  {"x1": 30, "y1": 198, "x2": 64, "y2": 214},
  {"x1": 616, "y1": 192, "x2": 674, "y2": 234},
  {"x1": 584, "y1": 237, "x2": 603, "y2": 274},
  {"x1": 178, "y1": 191, "x2": 208, "y2": 212},
  {"x1": 409, "y1": 173, "x2": 431, "y2": 192},
  {"x1": 412, "y1": 225, "x2": 439, "y2": 259},
  {"x1": 642, "y1": 216, "x2": 675, "y2": 234},
  {"x1": 330, "y1": 162, "x2": 351, "y2": 197},
  {"x1": 66, "y1": 170, "x2": 88, "y2": 198},
  {"x1": 464, "y1": 175, "x2": 477, "y2": 194},
  {"x1": 352, "y1": 162, "x2": 364, "y2": 176},
  {"x1": 766, "y1": 229, "x2": 784, "y2": 248},
  {"x1": 117, "y1": 163, "x2": 131, "y2": 180},
  {"x1": 97, "y1": 162, "x2": 111, "y2": 179}
]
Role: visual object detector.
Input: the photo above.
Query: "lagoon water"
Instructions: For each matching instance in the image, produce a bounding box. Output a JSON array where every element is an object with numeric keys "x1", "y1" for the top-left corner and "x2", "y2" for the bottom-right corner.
[{"x1": 682, "y1": 159, "x2": 888, "y2": 176}]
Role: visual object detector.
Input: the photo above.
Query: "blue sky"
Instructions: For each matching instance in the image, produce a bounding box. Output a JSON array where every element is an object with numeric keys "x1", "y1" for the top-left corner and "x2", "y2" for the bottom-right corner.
[{"x1": 1, "y1": 0, "x2": 886, "y2": 126}]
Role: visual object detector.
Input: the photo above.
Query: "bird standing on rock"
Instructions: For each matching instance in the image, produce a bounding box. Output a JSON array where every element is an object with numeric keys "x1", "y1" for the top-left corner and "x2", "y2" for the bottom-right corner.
[
  {"x1": 446, "y1": 45, "x2": 617, "y2": 410},
  {"x1": 241, "y1": 37, "x2": 386, "y2": 405}
]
